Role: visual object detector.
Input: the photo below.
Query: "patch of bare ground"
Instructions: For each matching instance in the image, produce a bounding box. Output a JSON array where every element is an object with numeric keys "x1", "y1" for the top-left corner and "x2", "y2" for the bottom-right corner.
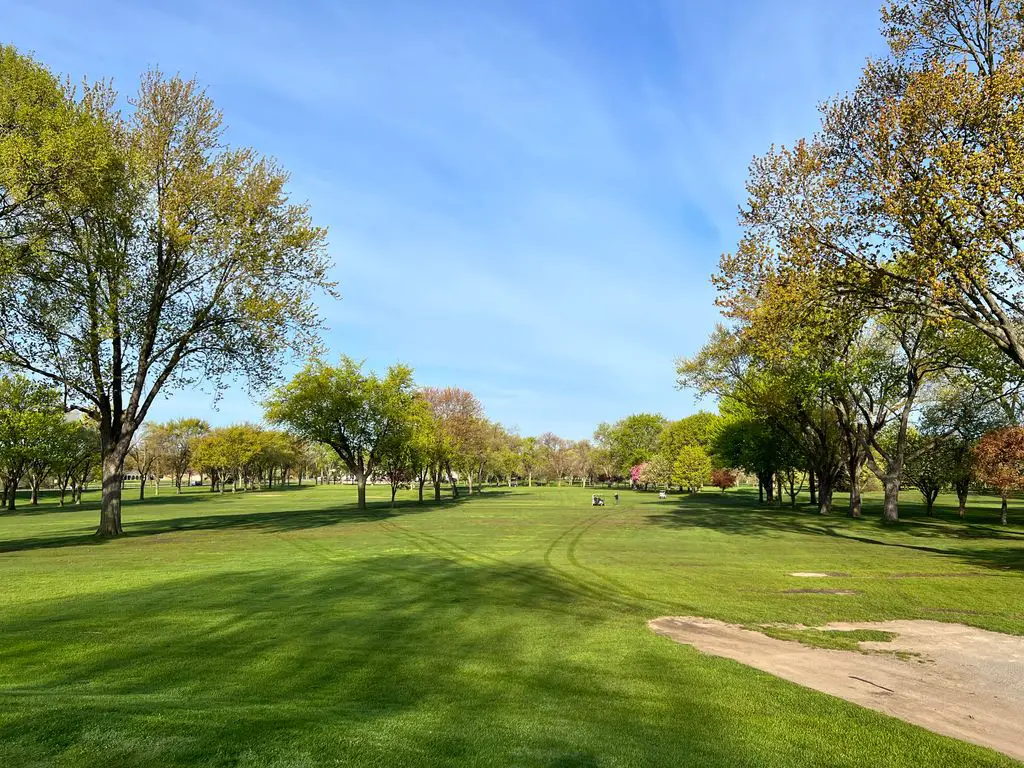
[{"x1": 650, "y1": 616, "x2": 1024, "y2": 762}]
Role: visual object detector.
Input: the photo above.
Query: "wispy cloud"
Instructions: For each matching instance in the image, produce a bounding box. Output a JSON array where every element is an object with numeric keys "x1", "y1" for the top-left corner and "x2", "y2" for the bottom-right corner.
[{"x1": 3, "y1": 0, "x2": 884, "y2": 437}]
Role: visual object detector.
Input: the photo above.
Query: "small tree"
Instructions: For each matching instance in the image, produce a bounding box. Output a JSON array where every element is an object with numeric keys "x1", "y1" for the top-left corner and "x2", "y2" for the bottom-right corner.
[
  {"x1": 973, "y1": 427, "x2": 1024, "y2": 525},
  {"x1": 710, "y1": 468, "x2": 737, "y2": 493},
  {"x1": 51, "y1": 419, "x2": 100, "y2": 506},
  {"x1": 265, "y1": 358, "x2": 418, "y2": 509},
  {"x1": 903, "y1": 431, "x2": 946, "y2": 517},
  {"x1": 128, "y1": 424, "x2": 170, "y2": 500},
  {"x1": 672, "y1": 446, "x2": 712, "y2": 494}
]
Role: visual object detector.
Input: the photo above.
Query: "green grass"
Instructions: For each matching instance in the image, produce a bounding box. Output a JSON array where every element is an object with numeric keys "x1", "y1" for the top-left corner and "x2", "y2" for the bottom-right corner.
[
  {"x1": 756, "y1": 627, "x2": 896, "y2": 651},
  {"x1": 0, "y1": 483, "x2": 1021, "y2": 767}
]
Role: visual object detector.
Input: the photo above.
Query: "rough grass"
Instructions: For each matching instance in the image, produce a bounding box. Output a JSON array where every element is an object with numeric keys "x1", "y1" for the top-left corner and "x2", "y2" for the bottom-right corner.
[{"x1": 0, "y1": 482, "x2": 1021, "y2": 767}]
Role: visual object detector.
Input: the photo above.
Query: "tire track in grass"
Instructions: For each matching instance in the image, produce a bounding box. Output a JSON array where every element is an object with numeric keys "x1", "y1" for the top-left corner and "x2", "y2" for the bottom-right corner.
[
  {"x1": 382, "y1": 513, "x2": 671, "y2": 616},
  {"x1": 381, "y1": 517, "x2": 633, "y2": 611},
  {"x1": 563, "y1": 515, "x2": 685, "y2": 614}
]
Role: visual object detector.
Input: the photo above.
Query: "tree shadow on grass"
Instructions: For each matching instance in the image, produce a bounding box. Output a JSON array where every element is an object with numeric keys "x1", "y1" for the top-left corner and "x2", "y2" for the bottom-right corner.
[
  {"x1": 646, "y1": 494, "x2": 1024, "y2": 574},
  {"x1": 0, "y1": 488, "x2": 512, "y2": 556},
  {"x1": 0, "y1": 554, "x2": 993, "y2": 768},
  {"x1": 0, "y1": 556, "x2": 723, "y2": 767}
]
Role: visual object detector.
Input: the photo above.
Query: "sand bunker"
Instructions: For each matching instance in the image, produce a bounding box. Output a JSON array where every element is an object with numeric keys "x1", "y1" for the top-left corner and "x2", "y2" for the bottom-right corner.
[{"x1": 650, "y1": 616, "x2": 1024, "y2": 761}]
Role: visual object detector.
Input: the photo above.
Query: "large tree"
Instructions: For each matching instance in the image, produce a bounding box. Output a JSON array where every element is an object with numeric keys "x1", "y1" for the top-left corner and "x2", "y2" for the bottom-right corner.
[
  {"x1": 597, "y1": 413, "x2": 667, "y2": 476},
  {"x1": 265, "y1": 358, "x2": 418, "y2": 509},
  {"x1": 0, "y1": 48, "x2": 332, "y2": 535}
]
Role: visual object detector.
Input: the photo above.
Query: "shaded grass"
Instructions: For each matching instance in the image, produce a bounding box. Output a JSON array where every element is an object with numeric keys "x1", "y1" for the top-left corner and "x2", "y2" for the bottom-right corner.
[{"x1": 0, "y1": 483, "x2": 1020, "y2": 766}]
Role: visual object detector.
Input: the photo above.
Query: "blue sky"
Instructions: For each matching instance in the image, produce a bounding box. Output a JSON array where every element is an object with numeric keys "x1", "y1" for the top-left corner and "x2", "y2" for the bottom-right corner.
[{"x1": 4, "y1": 0, "x2": 885, "y2": 438}]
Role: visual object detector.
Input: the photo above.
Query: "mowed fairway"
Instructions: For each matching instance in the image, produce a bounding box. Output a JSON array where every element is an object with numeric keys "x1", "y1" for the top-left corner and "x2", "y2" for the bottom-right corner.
[{"x1": 0, "y1": 484, "x2": 1021, "y2": 767}]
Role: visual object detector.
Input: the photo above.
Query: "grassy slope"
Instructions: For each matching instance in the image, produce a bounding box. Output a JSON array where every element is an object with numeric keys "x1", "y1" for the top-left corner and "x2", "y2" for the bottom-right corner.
[{"x1": 0, "y1": 483, "x2": 1020, "y2": 767}]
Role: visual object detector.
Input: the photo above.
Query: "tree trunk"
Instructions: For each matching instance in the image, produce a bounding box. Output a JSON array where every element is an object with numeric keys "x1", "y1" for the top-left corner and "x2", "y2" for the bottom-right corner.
[
  {"x1": 758, "y1": 476, "x2": 764, "y2": 504},
  {"x1": 1001, "y1": 494, "x2": 1008, "y2": 525},
  {"x1": 447, "y1": 464, "x2": 459, "y2": 498},
  {"x1": 881, "y1": 476, "x2": 900, "y2": 522},
  {"x1": 356, "y1": 473, "x2": 367, "y2": 509},
  {"x1": 956, "y1": 483, "x2": 968, "y2": 519},
  {"x1": 925, "y1": 490, "x2": 937, "y2": 517},
  {"x1": 848, "y1": 457, "x2": 862, "y2": 519},
  {"x1": 98, "y1": 449, "x2": 126, "y2": 537},
  {"x1": 390, "y1": 484, "x2": 398, "y2": 506},
  {"x1": 817, "y1": 475, "x2": 833, "y2": 515},
  {"x1": 775, "y1": 473, "x2": 783, "y2": 508},
  {"x1": 139, "y1": 475, "x2": 147, "y2": 500},
  {"x1": 808, "y1": 470, "x2": 817, "y2": 505},
  {"x1": 418, "y1": 478, "x2": 425, "y2": 503},
  {"x1": 30, "y1": 478, "x2": 40, "y2": 505}
]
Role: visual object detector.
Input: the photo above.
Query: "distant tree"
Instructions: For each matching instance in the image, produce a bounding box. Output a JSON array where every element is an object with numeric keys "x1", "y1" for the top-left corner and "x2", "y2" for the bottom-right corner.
[
  {"x1": 128, "y1": 424, "x2": 171, "y2": 500},
  {"x1": 0, "y1": 48, "x2": 334, "y2": 536},
  {"x1": 266, "y1": 358, "x2": 418, "y2": 509},
  {"x1": 163, "y1": 418, "x2": 209, "y2": 492},
  {"x1": 672, "y1": 446, "x2": 712, "y2": 494},
  {"x1": 901, "y1": 430, "x2": 946, "y2": 516},
  {"x1": 639, "y1": 454, "x2": 673, "y2": 490},
  {"x1": 630, "y1": 463, "x2": 646, "y2": 489},
  {"x1": 710, "y1": 468, "x2": 737, "y2": 493},
  {"x1": 570, "y1": 439, "x2": 595, "y2": 487},
  {"x1": 0, "y1": 374, "x2": 64, "y2": 510},
  {"x1": 421, "y1": 387, "x2": 484, "y2": 497},
  {"x1": 920, "y1": 384, "x2": 1010, "y2": 518},
  {"x1": 600, "y1": 414, "x2": 667, "y2": 475},
  {"x1": 539, "y1": 432, "x2": 571, "y2": 486},
  {"x1": 406, "y1": 401, "x2": 438, "y2": 501},
  {"x1": 519, "y1": 436, "x2": 541, "y2": 488},
  {"x1": 973, "y1": 427, "x2": 1024, "y2": 525},
  {"x1": 658, "y1": 412, "x2": 722, "y2": 462},
  {"x1": 51, "y1": 418, "x2": 100, "y2": 505}
]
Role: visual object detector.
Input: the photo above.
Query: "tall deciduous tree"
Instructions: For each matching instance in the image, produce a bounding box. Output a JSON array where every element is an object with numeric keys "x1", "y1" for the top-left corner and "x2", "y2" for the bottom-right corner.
[
  {"x1": 598, "y1": 414, "x2": 666, "y2": 476},
  {"x1": 672, "y1": 446, "x2": 712, "y2": 493},
  {"x1": 163, "y1": 418, "x2": 209, "y2": 492},
  {"x1": 265, "y1": 358, "x2": 417, "y2": 509},
  {"x1": 0, "y1": 49, "x2": 333, "y2": 536},
  {"x1": 421, "y1": 387, "x2": 484, "y2": 498}
]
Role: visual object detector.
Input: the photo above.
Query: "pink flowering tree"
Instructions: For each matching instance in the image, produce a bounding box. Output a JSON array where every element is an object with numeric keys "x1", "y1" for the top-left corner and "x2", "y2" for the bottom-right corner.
[{"x1": 630, "y1": 463, "x2": 647, "y2": 489}]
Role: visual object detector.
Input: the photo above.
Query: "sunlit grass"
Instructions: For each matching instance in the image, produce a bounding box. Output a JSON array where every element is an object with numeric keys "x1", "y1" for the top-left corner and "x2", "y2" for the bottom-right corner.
[{"x1": 0, "y1": 483, "x2": 1019, "y2": 766}]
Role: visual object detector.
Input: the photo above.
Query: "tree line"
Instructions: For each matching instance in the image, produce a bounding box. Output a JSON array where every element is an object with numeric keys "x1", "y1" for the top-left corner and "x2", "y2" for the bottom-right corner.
[
  {"x1": 0, "y1": 357, "x2": 740, "y2": 513},
  {"x1": 679, "y1": 0, "x2": 1024, "y2": 525}
]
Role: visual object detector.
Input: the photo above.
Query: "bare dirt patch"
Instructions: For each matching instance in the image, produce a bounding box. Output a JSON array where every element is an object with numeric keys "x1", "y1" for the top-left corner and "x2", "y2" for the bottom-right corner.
[
  {"x1": 789, "y1": 571, "x2": 849, "y2": 578},
  {"x1": 650, "y1": 616, "x2": 1024, "y2": 761}
]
